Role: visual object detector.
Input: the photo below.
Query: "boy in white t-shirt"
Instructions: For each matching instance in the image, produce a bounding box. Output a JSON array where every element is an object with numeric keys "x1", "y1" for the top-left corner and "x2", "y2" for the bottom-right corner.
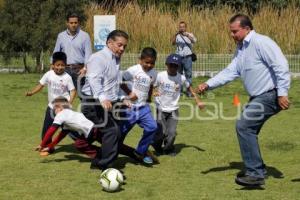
[
  {"x1": 26, "y1": 52, "x2": 76, "y2": 145},
  {"x1": 152, "y1": 54, "x2": 205, "y2": 156},
  {"x1": 119, "y1": 47, "x2": 158, "y2": 165},
  {"x1": 37, "y1": 97, "x2": 153, "y2": 170}
]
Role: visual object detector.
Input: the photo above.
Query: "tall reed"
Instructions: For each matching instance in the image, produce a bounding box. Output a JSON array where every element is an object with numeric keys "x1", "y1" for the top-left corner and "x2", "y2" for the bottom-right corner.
[{"x1": 85, "y1": 2, "x2": 300, "y2": 54}]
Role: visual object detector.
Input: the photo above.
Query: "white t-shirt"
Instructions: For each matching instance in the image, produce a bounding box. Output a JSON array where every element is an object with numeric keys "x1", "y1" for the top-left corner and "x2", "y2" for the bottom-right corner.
[
  {"x1": 53, "y1": 109, "x2": 94, "y2": 138},
  {"x1": 39, "y1": 70, "x2": 75, "y2": 108},
  {"x1": 122, "y1": 64, "x2": 157, "y2": 107},
  {"x1": 154, "y1": 71, "x2": 190, "y2": 112}
]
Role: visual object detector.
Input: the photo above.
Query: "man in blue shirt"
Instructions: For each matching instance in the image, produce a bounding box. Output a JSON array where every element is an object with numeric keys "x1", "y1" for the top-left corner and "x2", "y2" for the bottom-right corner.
[
  {"x1": 198, "y1": 14, "x2": 290, "y2": 187},
  {"x1": 53, "y1": 13, "x2": 92, "y2": 92}
]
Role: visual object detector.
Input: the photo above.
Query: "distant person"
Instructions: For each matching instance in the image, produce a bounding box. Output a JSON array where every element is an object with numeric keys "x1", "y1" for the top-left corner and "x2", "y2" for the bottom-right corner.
[
  {"x1": 198, "y1": 14, "x2": 290, "y2": 187},
  {"x1": 152, "y1": 54, "x2": 204, "y2": 156},
  {"x1": 26, "y1": 52, "x2": 76, "y2": 145},
  {"x1": 172, "y1": 21, "x2": 197, "y2": 97},
  {"x1": 53, "y1": 13, "x2": 92, "y2": 92}
]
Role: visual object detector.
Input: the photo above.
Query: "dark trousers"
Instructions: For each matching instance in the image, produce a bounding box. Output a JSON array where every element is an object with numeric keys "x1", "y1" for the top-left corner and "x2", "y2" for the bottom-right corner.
[
  {"x1": 236, "y1": 89, "x2": 281, "y2": 178},
  {"x1": 81, "y1": 98, "x2": 120, "y2": 169},
  {"x1": 41, "y1": 106, "x2": 54, "y2": 145},
  {"x1": 65, "y1": 65, "x2": 85, "y2": 94},
  {"x1": 153, "y1": 109, "x2": 179, "y2": 152}
]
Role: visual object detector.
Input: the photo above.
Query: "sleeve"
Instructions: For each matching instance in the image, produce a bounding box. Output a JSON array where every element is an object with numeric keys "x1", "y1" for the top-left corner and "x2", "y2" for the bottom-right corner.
[
  {"x1": 48, "y1": 130, "x2": 68, "y2": 149},
  {"x1": 182, "y1": 75, "x2": 190, "y2": 88},
  {"x1": 40, "y1": 124, "x2": 60, "y2": 147},
  {"x1": 67, "y1": 75, "x2": 75, "y2": 91},
  {"x1": 53, "y1": 112, "x2": 65, "y2": 126},
  {"x1": 122, "y1": 66, "x2": 135, "y2": 82},
  {"x1": 257, "y1": 37, "x2": 291, "y2": 96},
  {"x1": 86, "y1": 56, "x2": 107, "y2": 102},
  {"x1": 205, "y1": 53, "x2": 240, "y2": 89},
  {"x1": 151, "y1": 70, "x2": 157, "y2": 85},
  {"x1": 53, "y1": 35, "x2": 61, "y2": 53},
  {"x1": 153, "y1": 73, "x2": 161, "y2": 87},
  {"x1": 84, "y1": 34, "x2": 93, "y2": 65},
  {"x1": 39, "y1": 71, "x2": 49, "y2": 85}
]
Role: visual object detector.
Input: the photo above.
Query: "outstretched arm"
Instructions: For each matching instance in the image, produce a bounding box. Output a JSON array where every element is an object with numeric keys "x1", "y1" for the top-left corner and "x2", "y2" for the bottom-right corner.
[
  {"x1": 188, "y1": 86, "x2": 205, "y2": 110},
  {"x1": 26, "y1": 84, "x2": 44, "y2": 96}
]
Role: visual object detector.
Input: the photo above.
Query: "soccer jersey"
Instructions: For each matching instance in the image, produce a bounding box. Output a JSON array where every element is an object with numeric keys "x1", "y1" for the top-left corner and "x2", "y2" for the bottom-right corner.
[
  {"x1": 53, "y1": 109, "x2": 94, "y2": 138},
  {"x1": 122, "y1": 64, "x2": 157, "y2": 107},
  {"x1": 154, "y1": 71, "x2": 190, "y2": 112},
  {"x1": 39, "y1": 70, "x2": 75, "y2": 108}
]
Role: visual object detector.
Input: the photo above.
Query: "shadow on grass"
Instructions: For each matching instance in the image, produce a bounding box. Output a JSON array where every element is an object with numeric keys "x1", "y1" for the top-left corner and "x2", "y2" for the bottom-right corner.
[
  {"x1": 236, "y1": 186, "x2": 265, "y2": 190},
  {"x1": 174, "y1": 143, "x2": 205, "y2": 155},
  {"x1": 291, "y1": 178, "x2": 300, "y2": 182},
  {"x1": 201, "y1": 161, "x2": 284, "y2": 179}
]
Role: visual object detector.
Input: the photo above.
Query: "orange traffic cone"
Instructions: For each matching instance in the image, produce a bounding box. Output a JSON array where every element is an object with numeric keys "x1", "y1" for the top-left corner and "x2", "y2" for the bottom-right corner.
[{"x1": 233, "y1": 93, "x2": 240, "y2": 106}]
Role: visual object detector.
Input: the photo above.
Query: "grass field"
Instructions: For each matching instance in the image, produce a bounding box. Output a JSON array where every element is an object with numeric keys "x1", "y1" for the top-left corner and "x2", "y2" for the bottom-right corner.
[{"x1": 0, "y1": 74, "x2": 300, "y2": 200}]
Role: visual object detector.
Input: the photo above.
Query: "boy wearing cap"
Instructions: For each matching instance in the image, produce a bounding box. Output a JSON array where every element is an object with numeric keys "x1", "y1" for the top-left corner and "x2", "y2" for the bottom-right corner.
[{"x1": 152, "y1": 54, "x2": 204, "y2": 156}]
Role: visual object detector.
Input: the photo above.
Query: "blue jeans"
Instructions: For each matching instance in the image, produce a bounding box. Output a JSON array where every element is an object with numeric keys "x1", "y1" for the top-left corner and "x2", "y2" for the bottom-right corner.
[
  {"x1": 120, "y1": 104, "x2": 157, "y2": 155},
  {"x1": 179, "y1": 56, "x2": 193, "y2": 85},
  {"x1": 236, "y1": 90, "x2": 281, "y2": 178}
]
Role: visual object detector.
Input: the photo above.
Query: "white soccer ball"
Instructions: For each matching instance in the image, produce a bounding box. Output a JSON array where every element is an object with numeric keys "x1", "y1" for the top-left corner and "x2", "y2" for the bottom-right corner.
[{"x1": 99, "y1": 168, "x2": 124, "y2": 192}]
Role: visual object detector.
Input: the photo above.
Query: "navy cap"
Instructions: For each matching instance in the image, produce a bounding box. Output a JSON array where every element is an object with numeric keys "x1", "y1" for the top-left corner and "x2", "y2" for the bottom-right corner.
[{"x1": 165, "y1": 54, "x2": 182, "y2": 66}]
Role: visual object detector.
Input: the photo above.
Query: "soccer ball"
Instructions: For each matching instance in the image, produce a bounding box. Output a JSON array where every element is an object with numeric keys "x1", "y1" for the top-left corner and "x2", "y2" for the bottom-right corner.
[{"x1": 99, "y1": 168, "x2": 124, "y2": 192}]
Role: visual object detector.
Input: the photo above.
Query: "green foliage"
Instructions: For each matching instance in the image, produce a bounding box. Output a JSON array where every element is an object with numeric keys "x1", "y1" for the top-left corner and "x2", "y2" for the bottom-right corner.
[{"x1": 0, "y1": 0, "x2": 86, "y2": 72}]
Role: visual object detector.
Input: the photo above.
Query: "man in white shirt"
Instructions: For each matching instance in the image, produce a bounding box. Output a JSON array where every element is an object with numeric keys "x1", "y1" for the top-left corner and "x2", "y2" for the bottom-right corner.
[{"x1": 81, "y1": 30, "x2": 129, "y2": 170}]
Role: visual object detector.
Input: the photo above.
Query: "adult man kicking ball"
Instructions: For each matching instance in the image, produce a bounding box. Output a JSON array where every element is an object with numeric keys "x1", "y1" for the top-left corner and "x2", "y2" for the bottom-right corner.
[{"x1": 198, "y1": 14, "x2": 290, "y2": 187}]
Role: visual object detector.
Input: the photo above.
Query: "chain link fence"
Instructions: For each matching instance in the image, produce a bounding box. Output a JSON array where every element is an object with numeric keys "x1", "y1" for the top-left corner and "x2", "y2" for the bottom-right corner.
[{"x1": 1, "y1": 53, "x2": 300, "y2": 76}]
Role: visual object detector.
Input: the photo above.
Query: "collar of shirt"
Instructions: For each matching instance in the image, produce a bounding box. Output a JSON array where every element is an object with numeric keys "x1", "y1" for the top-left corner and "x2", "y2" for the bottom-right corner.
[
  {"x1": 243, "y1": 30, "x2": 255, "y2": 45},
  {"x1": 66, "y1": 28, "x2": 80, "y2": 38},
  {"x1": 102, "y1": 46, "x2": 120, "y2": 62}
]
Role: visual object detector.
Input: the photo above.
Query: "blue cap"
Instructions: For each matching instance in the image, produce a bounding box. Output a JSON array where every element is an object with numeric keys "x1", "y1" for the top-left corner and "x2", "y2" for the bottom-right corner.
[{"x1": 166, "y1": 54, "x2": 182, "y2": 66}]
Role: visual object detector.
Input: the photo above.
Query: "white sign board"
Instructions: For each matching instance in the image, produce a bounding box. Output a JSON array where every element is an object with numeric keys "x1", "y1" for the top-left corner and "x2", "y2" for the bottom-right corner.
[{"x1": 94, "y1": 15, "x2": 116, "y2": 51}]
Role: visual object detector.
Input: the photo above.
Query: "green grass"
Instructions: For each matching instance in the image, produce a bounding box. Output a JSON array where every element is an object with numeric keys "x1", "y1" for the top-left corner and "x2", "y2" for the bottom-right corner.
[{"x1": 0, "y1": 74, "x2": 300, "y2": 200}]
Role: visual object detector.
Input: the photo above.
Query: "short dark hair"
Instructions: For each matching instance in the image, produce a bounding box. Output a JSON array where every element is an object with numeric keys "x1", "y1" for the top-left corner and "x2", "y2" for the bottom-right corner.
[
  {"x1": 229, "y1": 14, "x2": 253, "y2": 30},
  {"x1": 52, "y1": 96, "x2": 70, "y2": 109},
  {"x1": 52, "y1": 52, "x2": 67, "y2": 65},
  {"x1": 140, "y1": 47, "x2": 157, "y2": 60},
  {"x1": 67, "y1": 13, "x2": 80, "y2": 21},
  {"x1": 106, "y1": 30, "x2": 129, "y2": 42},
  {"x1": 179, "y1": 21, "x2": 187, "y2": 26}
]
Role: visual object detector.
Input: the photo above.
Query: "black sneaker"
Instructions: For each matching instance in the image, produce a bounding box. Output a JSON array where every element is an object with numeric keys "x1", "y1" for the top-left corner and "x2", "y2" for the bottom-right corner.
[
  {"x1": 235, "y1": 175, "x2": 265, "y2": 187},
  {"x1": 90, "y1": 158, "x2": 106, "y2": 171}
]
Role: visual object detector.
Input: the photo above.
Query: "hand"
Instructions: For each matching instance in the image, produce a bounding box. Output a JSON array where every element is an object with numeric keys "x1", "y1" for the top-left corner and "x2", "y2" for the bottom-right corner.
[
  {"x1": 40, "y1": 147, "x2": 50, "y2": 152},
  {"x1": 26, "y1": 91, "x2": 33, "y2": 96},
  {"x1": 35, "y1": 145, "x2": 42, "y2": 151},
  {"x1": 278, "y1": 96, "x2": 290, "y2": 110},
  {"x1": 198, "y1": 83, "x2": 209, "y2": 94},
  {"x1": 122, "y1": 99, "x2": 132, "y2": 108},
  {"x1": 153, "y1": 91, "x2": 160, "y2": 97},
  {"x1": 101, "y1": 100, "x2": 112, "y2": 111},
  {"x1": 128, "y1": 92, "x2": 138, "y2": 101},
  {"x1": 197, "y1": 101, "x2": 205, "y2": 110},
  {"x1": 78, "y1": 67, "x2": 87, "y2": 77}
]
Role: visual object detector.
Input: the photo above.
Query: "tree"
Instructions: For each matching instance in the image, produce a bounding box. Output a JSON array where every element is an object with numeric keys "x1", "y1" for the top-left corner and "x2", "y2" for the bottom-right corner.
[{"x1": 0, "y1": 0, "x2": 86, "y2": 72}]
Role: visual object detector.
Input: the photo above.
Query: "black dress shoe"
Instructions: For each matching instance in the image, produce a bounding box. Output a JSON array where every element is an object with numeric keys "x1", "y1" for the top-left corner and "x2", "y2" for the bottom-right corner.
[
  {"x1": 235, "y1": 175, "x2": 265, "y2": 187},
  {"x1": 90, "y1": 158, "x2": 106, "y2": 171}
]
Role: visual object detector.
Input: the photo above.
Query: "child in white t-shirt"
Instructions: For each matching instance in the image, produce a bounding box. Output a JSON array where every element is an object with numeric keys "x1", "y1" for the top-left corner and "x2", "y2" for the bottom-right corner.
[
  {"x1": 152, "y1": 53, "x2": 204, "y2": 156},
  {"x1": 26, "y1": 52, "x2": 76, "y2": 144},
  {"x1": 119, "y1": 47, "x2": 158, "y2": 165}
]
